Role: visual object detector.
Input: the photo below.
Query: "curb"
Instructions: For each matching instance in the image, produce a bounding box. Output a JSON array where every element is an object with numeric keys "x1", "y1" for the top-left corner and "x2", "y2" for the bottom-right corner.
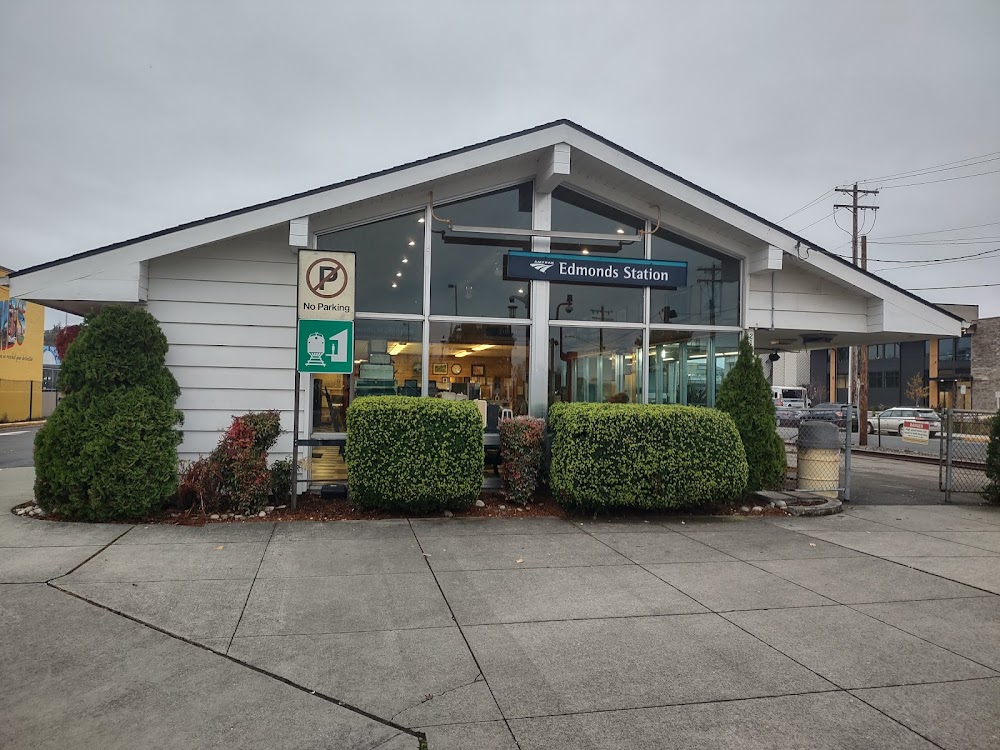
[{"x1": 0, "y1": 420, "x2": 45, "y2": 430}]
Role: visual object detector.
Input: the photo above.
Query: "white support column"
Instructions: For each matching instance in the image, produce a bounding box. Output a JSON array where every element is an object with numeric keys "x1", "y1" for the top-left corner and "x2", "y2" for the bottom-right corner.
[
  {"x1": 421, "y1": 204, "x2": 432, "y2": 396},
  {"x1": 528, "y1": 190, "x2": 552, "y2": 418}
]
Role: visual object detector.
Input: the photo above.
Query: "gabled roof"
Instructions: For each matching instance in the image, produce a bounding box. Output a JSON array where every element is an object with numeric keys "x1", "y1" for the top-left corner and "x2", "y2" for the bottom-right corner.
[{"x1": 9, "y1": 119, "x2": 962, "y2": 323}]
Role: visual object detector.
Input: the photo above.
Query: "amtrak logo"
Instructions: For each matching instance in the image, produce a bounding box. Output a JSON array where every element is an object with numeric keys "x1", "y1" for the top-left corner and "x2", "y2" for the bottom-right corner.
[{"x1": 529, "y1": 260, "x2": 555, "y2": 273}]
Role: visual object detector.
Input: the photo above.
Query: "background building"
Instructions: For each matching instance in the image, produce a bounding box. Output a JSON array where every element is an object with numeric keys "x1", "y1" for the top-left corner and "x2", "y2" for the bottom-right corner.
[{"x1": 0, "y1": 266, "x2": 44, "y2": 421}]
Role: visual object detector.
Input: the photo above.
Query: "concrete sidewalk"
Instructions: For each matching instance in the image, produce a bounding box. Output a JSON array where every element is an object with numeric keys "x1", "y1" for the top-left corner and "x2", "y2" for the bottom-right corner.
[{"x1": 3, "y1": 467, "x2": 1000, "y2": 749}]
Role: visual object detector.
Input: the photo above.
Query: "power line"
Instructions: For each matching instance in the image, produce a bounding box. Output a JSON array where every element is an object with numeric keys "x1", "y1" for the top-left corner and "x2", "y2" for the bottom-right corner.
[
  {"x1": 871, "y1": 220, "x2": 1000, "y2": 240},
  {"x1": 860, "y1": 151, "x2": 1000, "y2": 183},
  {"x1": 908, "y1": 282, "x2": 1000, "y2": 290},
  {"x1": 833, "y1": 247, "x2": 1000, "y2": 264},
  {"x1": 870, "y1": 237, "x2": 1000, "y2": 246},
  {"x1": 793, "y1": 211, "x2": 834, "y2": 233},
  {"x1": 878, "y1": 167, "x2": 1000, "y2": 189},
  {"x1": 778, "y1": 189, "x2": 835, "y2": 223},
  {"x1": 874, "y1": 250, "x2": 1000, "y2": 271}
]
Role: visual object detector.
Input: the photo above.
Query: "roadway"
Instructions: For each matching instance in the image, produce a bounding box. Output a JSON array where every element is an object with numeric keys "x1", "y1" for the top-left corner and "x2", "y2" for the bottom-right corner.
[{"x1": 0, "y1": 426, "x2": 38, "y2": 469}]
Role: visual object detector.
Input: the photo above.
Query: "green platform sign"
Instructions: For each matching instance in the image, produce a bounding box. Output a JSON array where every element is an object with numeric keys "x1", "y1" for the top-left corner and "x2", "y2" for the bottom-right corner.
[{"x1": 297, "y1": 319, "x2": 354, "y2": 374}]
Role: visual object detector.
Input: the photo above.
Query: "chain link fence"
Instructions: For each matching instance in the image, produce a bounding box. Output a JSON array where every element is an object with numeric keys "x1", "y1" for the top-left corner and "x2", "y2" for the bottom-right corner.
[
  {"x1": 778, "y1": 403, "x2": 853, "y2": 499},
  {"x1": 940, "y1": 409, "x2": 991, "y2": 500}
]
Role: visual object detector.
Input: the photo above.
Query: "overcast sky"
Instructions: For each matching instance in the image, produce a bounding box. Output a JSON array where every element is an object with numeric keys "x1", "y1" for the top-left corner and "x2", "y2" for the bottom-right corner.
[{"x1": 2, "y1": 0, "x2": 998, "y2": 328}]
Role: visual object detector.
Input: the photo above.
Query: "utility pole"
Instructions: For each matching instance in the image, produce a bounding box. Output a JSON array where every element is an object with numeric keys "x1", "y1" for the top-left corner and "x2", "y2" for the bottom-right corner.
[
  {"x1": 834, "y1": 184, "x2": 879, "y2": 429},
  {"x1": 859, "y1": 235, "x2": 869, "y2": 446}
]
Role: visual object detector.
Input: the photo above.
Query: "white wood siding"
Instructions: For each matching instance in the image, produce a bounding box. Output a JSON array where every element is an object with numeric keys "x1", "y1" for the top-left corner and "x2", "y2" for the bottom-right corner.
[
  {"x1": 746, "y1": 265, "x2": 868, "y2": 333},
  {"x1": 147, "y1": 224, "x2": 301, "y2": 463}
]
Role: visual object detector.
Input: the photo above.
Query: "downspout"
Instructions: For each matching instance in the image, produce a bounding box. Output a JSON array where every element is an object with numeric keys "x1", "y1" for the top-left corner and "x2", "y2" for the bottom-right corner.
[{"x1": 770, "y1": 271, "x2": 776, "y2": 330}]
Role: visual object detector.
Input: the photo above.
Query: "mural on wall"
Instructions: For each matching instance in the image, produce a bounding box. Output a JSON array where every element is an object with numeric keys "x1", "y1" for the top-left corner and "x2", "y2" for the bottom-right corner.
[{"x1": 1, "y1": 298, "x2": 28, "y2": 350}]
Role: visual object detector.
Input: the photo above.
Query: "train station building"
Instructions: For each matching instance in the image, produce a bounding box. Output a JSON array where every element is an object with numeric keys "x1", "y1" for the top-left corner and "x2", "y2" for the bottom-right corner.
[{"x1": 4, "y1": 121, "x2": 963, "y2": 480}]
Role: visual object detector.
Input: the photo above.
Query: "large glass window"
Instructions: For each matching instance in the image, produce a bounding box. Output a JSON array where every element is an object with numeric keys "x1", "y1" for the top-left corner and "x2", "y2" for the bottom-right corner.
[
  {"x1": 956, "y1": 335, "x2": 971, "y2": 361},
  {"x1": 549, "y1": 326, "x2": 644, "y2": 405},
  {"x1": 428, "y1": 322, "x2": 529, "y2": 427},
  {"x1": 431, "y1": 184, "x2": 532, "y2": 319},
  {"x1": 317, "y1": 211, "x2": 424, "y2": 315},
  {"x1": 312, "y1": 319, "x2": 422, "y2": 432},
  {"x1": 650, "y1": 228, "x2": 740, "y2": 326},
  {"x1": 549, "y1": 187, "x2": 645, "y2": 323},
  {"x1": 939, "y1": 338, "x2": 955, "y2": 361},
  {"x1": 647, "y1": 331, "x2": 739, "y2": 407}
]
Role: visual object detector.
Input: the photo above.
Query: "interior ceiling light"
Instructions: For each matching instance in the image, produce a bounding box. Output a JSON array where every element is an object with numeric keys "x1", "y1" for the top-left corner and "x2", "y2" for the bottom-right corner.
[
  {"x1": 517, "y1": 288, "x2": 524, "y2": 294},
  {"x1": 417, "y1": 217, "x2": 425, "y2": 223},
  {"x1": 470, "y1": 344, "x2": 495, "y2": 351},
  {"x1": 582, "y1": 248, "x2": 590, "y2": 255},
  {"x1": 616, "y1": 228, "x2": 625, "y2": 234},
  {"x1": 453, "y1": 350, "x2": 470, "y2": 358},
  {"x1": 391, "y1": 282, "x2": 398, "y2": 288},
  {"x1": 401, "y1": 257, "x2": 408, "y2": 263},
  {"x1": 388, "y1": 342, "x2": 406, "y2": 355},
  {"x1": 408, "y1": 240, "x2": 416, "y2": 246},
  {"x1": 396, "y1": 272, "x2": 402, "y2": 277}
]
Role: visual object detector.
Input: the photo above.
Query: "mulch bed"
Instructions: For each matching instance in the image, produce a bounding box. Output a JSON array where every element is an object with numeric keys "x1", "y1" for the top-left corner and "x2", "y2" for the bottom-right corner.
[{"x1": 11, "y1": 491, "x2": 789, "y2": 525}]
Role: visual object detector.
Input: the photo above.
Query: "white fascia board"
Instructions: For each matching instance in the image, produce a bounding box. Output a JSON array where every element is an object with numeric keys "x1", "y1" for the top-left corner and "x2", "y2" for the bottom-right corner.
[
  {"x1": 13, "y1": 262, "x2": 145, "y2": 303},
  {"x1": 10, "y1": 128, "x2": 565, "y2": 296}
]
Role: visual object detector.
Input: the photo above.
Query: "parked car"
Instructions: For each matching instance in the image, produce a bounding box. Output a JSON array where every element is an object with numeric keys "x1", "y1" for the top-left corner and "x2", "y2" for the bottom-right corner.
[
  {"x1": 775, "y1": 406, "x2": 804, "y2": 426},
  {"x1": 868, "y1": 408, "x2": 942, "y2": 438},
  {"x1": 803, "y1": 403, "x2": 860, "y2": 432}
]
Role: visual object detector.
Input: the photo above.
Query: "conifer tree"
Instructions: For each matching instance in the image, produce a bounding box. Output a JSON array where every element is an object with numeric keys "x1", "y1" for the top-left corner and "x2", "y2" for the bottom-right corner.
[{"x1": 716, "y1": 334, "x2": 786, "y2": 492}]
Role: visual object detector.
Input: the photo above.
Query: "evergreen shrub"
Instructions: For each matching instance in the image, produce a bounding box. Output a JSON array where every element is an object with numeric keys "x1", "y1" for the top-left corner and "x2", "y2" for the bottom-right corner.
[
  {"x1": 548, "y1": 403, "x2": 748, "y2": 512},
  {"x1": 984, "y1": 409, "x2": 1000, "y2": 505},
  {"x1": 345, "y1": 396, "x2": 483, "y2": 512},
  {"x1": 34, "y1": 307, "x2": 183, "y2": 521},
  {"x1": 716, "y1": 334, "x2": 787, "y2": 492},
  {"x1": 498, "y1": 416, "x2": 545, "y2": 505}
]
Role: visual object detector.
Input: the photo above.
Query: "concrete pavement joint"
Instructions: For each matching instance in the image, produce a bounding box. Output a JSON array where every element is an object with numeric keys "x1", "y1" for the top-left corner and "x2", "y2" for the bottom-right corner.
[
  {"x1": 389, "y1": 674, "x2": 486, "y2": 724},
  {"x1": 226, "y1": 522, "x2": 277, "y2": 653},
  {"x1": 45, "y1": 525, "x2": 136, "y2": 583},
  {"x1": 45, "y1": 581, "x2": 427, "y2": 744},
  {"x1": 407, "y1": 518, "x2": 524, "y2": 750}
]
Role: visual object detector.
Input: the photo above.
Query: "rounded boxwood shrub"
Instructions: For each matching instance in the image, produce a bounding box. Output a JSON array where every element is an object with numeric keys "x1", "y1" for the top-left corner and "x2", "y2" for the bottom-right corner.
[
  {"x1": 34, "y1": 306, "x2": 183, "y2": 521},
  {"x1": 345, "y1": 396, "x2": 483, "y2": 512},
  {"x1": 715, "y1": 334, "x2": 787, "y2": 492},
  {"x1": 548, "y1": 403, "x2": 748, "y2": 512}
]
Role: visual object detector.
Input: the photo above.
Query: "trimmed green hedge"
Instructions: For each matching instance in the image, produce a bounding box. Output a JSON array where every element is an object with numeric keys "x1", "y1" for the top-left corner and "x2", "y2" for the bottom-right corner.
[
  {"x1": 548, "y1": 403, "x2": 748, "y2": 511},
  {"x1": 345, "y1": 396, "x2": 484, "y2": 512}
]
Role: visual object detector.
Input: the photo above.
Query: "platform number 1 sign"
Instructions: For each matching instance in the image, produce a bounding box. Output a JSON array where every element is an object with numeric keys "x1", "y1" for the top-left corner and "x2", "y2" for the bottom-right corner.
[{"x1": 297, "y1": 320, "x2": 354, "y2": 374}]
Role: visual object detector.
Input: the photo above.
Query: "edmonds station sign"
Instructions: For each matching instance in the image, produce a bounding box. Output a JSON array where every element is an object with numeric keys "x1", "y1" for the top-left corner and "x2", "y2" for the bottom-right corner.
[{"x1": 504, "y1": 251, "x2": 688, "y2": 289}]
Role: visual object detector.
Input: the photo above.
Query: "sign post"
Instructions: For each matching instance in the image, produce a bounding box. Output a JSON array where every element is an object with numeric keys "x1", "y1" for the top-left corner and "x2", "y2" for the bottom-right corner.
[{"x1": 292, "y1": 250, "x2": 356, "y2": 509}]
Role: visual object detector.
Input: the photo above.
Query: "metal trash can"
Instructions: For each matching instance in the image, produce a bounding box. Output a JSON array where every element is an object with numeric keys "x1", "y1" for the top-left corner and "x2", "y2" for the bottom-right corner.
[{"x1": 797, "y1": 421, "x2": 840, "y2": 498}]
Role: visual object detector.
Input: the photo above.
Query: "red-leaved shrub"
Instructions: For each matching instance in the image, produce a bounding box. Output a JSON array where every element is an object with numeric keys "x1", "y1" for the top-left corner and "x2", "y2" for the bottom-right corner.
[{"x1": 498, "y1": 416, "x2": 546, "y2": 506}]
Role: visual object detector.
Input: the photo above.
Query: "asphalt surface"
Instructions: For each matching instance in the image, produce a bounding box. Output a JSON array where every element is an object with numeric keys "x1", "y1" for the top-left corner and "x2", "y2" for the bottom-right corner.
[
  {"x1": 3, "y1": 467, "x2": 999, "y2": 750},
  {"x1": 0, "y1": 426, "x2": 37, "y2": 469}
]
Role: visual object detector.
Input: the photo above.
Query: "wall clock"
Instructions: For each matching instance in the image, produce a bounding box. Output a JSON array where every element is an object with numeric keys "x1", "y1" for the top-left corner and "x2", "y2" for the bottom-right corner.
[{"x1": 451, "y1": 364, "x2": 463, "y2": 375}]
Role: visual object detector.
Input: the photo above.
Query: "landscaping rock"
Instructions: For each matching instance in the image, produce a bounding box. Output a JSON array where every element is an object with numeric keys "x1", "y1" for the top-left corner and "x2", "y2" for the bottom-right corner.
[
  {"x1": 258, "y1": 511, "x2": 267, "y2": 518},
  {"x1": 776, "y1": 500, "x2": 787, "y2": 509},
  {"x1": 443, "y1": 510, "x2": 453, "y2": 518},
  {"x1": 740, "y1": 506, "x2": 750, "y2": 513},
  {"x1": 277, "y1": 505, "x2": 287, "y2": 510},
  {"x1": 264, "y1": 506, "x2": 275, "y2": 513},
  {"x1": 751, "y1": 506, "x2": 764, "y2": 513},
  {"x1": 499, "y1": 505, "x2": 506, "y2": 510},
  {"x1": 475, "y1": 499, "x2": 486, "y2": 508},
  {"x1": 209, "y1": 514, "x2": 220, "y2": 520}
]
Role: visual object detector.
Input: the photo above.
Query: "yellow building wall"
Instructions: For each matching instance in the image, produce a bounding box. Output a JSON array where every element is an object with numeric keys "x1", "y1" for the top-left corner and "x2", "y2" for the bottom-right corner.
[{"x1": 0, "y1": 270, "x2": 44, "y2": 421}]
